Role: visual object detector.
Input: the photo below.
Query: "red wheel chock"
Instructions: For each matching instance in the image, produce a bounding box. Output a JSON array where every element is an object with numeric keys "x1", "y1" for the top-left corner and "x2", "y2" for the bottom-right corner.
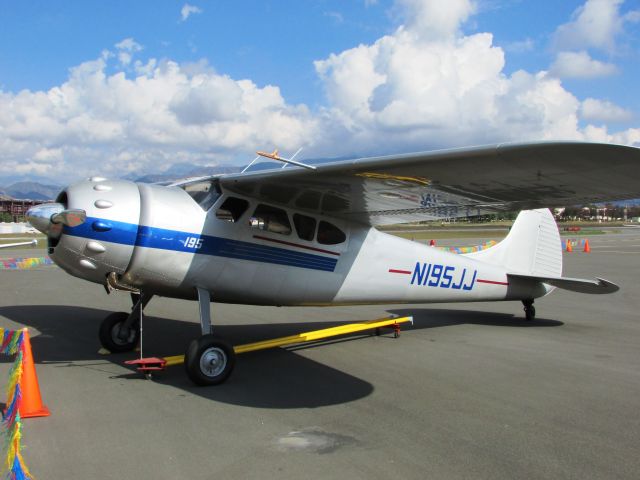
[{"x1": 124, "y1": 357, "x2": 167, "y2": 372}]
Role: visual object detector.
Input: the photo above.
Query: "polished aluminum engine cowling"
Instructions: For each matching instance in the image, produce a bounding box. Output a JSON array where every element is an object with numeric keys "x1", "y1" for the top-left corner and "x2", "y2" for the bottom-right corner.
[
  {"x1": 49, "y1": 177, "x2": 142, "y2": 284},
  {"x1": 49, "y1": 177, "x2": 206, "y2": 296}
]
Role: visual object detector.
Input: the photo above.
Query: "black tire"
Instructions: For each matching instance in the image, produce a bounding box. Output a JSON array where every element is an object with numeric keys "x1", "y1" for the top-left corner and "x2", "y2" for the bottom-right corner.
[
  {"x1": 98, "y1": 312, "x2": 139, "y2": 353},
  {"x1": 524, "y1": 305, "x2": 536, "y2": 321},
  {"x1": 185, "y1": 335, "x2": 235, "y2": 386}
]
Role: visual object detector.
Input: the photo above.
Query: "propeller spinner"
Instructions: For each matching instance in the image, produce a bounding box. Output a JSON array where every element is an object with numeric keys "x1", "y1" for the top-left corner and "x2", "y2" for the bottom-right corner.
[{"x1": 26, "y1": 203, "x2": 86, "y2": 237}]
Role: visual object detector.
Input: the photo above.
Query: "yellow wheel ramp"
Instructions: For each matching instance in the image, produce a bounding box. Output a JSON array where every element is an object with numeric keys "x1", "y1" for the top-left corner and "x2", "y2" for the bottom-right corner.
[{"x1": 162, "y1": 316, "x2": 413, "y2": 367}]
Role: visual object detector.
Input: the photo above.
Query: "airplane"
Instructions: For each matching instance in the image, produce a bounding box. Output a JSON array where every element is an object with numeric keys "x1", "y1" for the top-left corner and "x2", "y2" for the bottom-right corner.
[{"x1": 25, "y1": 141, "x2": 640, "y2": 385}]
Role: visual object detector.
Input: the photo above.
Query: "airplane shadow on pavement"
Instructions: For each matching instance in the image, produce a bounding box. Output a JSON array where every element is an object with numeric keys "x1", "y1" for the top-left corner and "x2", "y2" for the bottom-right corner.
[
  {"x1": 389, "y1": 308, "x2": 564, "y2": 329},
  {"x1": 0, "y1": 304, "x2": 562, "y2": 409}
]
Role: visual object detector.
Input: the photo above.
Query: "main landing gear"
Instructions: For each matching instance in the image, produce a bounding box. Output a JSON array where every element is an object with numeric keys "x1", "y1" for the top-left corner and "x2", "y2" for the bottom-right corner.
[
  {"x1": 522, "y1": 299, "x2": 536, "y2": 321},
  {"x1": 184, "y1": 287, "x2": 236, "y2": 386},
  {"x1": 98, "y1": 287, "x2": 235, "y2": 385}
]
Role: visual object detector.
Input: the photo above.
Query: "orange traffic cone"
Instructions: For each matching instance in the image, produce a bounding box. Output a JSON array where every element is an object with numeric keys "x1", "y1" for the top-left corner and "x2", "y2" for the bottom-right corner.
[
  {"x1": 566, "y1": 239, "x2": 573, "y2": 252},
  {"x1": 429, "y1": 239, "x2": 436, "y2": 246},
  {"x1": 583, "y1": 239, "x2": 591, "y2": 253},
  {"x1": 19, "y1": 328, "x2": 50, "y2": 418}
]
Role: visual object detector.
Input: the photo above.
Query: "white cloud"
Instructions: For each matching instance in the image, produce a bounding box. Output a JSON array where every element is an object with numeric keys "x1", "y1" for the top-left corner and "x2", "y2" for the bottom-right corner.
[
  {"x1": 33, "y1": 147, "x2": 63, "y2": 162},
  {"x1": 313, "y1": 14, "x2": 585, "y2": 154},
  {"x1": 549, "y1": 51, "x2": 618, "y2": 78},
  {"x1": 582, "y1": 124, "x2": 640, "y2": 145},
  {"x1": 553, "y1": 0, "x2": 625, "y2": 52},
  {"x1": 581, "y1": 98, "x2": 633, "y2": 122},
  {"x1": 0, "y1": 54, "x2": 317, "y2": 181},
  {"x1": 393, "y1": 0, "x2": 476, "y2": 41},
  {"x1": 180, "y1": 4, "x2": 202, "y2": 22},
  {"x1": 115, "y1": 38, "x2": 143, "y2": 66},
  {"x1": 547, "y1": 1, "x2": 640, "y2": 83}
]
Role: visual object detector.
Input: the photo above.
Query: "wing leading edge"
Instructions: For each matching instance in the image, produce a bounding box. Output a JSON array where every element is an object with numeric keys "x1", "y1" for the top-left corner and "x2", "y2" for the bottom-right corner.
[{"x1": 212, "y1": 142, "x2": 640, "y2": 226}]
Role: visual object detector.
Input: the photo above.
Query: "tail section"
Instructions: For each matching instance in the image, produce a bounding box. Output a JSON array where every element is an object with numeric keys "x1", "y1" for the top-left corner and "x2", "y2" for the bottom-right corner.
[
  {"x1": 467, "y1": 208, "x2": 619, "y2": 295},
  {"x1": 467, "y1": 208, "x2": 562, "y2": 277}
]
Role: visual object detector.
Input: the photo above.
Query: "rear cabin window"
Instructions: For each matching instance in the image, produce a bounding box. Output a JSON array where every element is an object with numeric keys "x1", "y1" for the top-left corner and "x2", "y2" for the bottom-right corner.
[
  {"x1": 317, "y1": 221, "x2": 346, "y2": 245},
  {"x1": 216, "y1": 197, "x2": 249, "y2": 222},
  {"x1": 182, "y1": 180, "x2": 221, "y2": 211},
  {"x1": 250, "y1": 204, "x2": 292, "y2": 235},
  {"x1": 293, "y1": 213, "x2": 316, "y2": 241}
]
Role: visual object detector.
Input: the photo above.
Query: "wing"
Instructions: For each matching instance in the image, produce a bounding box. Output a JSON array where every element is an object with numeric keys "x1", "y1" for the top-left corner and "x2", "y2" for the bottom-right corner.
[{"x1": 213, "y1": 141, "x2": 640, "y2": 226}]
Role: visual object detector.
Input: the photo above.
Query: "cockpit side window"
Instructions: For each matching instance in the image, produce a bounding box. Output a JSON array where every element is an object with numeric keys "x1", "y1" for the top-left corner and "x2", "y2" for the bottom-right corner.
[
  {"x1": 182, "y1": 179, "x2": 221, "y2": 211},
  {"x1": 216, "y1": 197, "x2": 249, "y2": 222},
  {"x1": 250, "y1": 204, "x2": 292, "y2": 235},
  {"x1": 293, "y1": 213, "x2": 316, "y2": 241},
  {"x1": 317, "y1": 221, "x2": 346, "y2": 245}
]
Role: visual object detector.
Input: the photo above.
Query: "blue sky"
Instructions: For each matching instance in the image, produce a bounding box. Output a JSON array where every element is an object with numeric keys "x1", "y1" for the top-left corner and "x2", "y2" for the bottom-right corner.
[
  {"x1": 2, "y1": 1, "x2": 390, "y2": 105},
  {"x1": 0, "y1": 0, "x2": 639, "y2": 184}
]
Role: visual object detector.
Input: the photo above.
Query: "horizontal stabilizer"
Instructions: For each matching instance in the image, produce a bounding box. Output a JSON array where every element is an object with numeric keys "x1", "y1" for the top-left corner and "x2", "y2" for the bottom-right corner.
[{"x1": 508, "y1": 273, "x2": 619, "y2": 294}]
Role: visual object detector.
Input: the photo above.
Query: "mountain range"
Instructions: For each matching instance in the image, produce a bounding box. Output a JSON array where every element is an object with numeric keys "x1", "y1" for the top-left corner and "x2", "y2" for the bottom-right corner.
[{"x1": 0, "y1": 181, "x2": 63, "y2": 201}]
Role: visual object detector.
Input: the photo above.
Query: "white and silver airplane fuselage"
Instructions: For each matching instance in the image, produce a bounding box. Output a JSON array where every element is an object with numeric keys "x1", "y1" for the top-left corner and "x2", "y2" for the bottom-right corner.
[{"x1": 45, "y1": 178, "x2": 547, "y2": 306}]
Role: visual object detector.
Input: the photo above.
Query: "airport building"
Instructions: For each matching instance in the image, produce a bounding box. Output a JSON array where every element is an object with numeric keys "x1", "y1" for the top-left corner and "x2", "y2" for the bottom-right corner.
[{"x1": 0, "y1": 199, "x2": 44, "y2": 222}]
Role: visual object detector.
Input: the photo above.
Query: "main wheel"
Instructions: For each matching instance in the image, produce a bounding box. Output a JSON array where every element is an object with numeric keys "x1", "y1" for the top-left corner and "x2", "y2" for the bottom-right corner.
[
  {"x1": 185, "y1": 335, "x2": 235, "y2": 386},
  {"x1": 99, "y1": 312, "x2": 139, "y2": 353}
]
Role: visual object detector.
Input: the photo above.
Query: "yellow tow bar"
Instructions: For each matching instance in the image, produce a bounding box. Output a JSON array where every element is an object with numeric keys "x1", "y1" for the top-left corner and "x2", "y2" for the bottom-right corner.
[{"x1": 137, "y1": 316, "x2": 413, "y2": 370}]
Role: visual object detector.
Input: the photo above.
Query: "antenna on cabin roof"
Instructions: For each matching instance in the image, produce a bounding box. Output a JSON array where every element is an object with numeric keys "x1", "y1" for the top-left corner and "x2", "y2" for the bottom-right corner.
[{"x1": 241, "y1": 147, "x2": 315, "y2": 173}]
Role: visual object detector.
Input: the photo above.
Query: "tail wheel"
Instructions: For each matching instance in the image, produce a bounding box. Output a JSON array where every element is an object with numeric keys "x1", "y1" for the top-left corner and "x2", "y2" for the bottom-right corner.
[
  {"x1": 185, "y1": 335, "x2": 235, "y2": 386},
  {"x1": 523, "y1": 299, "x2": 536, "y2": 321},
  {"x1": 99, "y1": 312, "x2": 139, "y2": 353}
]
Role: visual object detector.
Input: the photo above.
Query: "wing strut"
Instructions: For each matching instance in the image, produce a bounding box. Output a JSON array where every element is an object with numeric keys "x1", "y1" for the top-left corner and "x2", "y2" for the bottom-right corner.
[{"x1": 243, "y1": 148, "x2": 316, "y2": 171}]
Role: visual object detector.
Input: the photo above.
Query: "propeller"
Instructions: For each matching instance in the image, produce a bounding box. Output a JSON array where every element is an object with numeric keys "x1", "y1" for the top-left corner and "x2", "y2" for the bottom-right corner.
[
  {"x1": 26, "y1": 203, "x2": 87, "y2": 237},
  {"x1": 51, "y1": 209, "x2": 86, "y2": 227}
]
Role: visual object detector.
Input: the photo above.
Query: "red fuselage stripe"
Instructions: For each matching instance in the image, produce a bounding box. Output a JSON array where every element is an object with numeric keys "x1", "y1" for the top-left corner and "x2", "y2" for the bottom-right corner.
[
  {"x1": 389, "y1": 269, "x2": 412, "y2": 274},
  {"x1": 477, "y1": 279, "x2": 509, "y2": 286},
  {"x1": 253, "y1": 235, "x2": 340, "y2": 256}
]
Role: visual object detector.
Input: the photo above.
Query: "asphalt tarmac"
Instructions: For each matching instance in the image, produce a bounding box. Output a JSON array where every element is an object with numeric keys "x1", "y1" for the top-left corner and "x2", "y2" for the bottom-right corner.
[{"x1": 1, "y1": 230, "x2": 639, "y2": 479}]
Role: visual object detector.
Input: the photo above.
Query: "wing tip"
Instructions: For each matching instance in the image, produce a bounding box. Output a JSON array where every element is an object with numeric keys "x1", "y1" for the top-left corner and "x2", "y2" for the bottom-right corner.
[{"x1": 595, "y1": 277, "x2": 620, "y2": 294}]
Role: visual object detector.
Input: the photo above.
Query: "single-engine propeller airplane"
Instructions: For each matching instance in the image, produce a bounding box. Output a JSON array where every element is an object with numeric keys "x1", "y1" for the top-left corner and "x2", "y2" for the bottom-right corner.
[{"x1": 26, "y1": 141, "x2": 640, "y2": 385}]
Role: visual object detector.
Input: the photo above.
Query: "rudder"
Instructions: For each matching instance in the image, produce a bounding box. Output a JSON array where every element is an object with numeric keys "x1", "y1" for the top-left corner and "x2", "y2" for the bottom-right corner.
[{"x1": 466, "y1": 209, "x2": 562, "y2": 277}]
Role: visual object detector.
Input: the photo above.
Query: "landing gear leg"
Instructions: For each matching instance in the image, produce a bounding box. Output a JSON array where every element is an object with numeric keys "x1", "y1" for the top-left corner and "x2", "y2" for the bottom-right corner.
[
  {"x1": 523, "y1": 299, "x2": 535, "y2": 321},
  {"x1": 98, "y1": 292, "x2": 152, "y2": 353},
  {"x1": 197, "y1": 287, "x2": 213, "y2": 335},
  {"x1": 185, "y1": 288, "x2": 236, "y2": 386}
]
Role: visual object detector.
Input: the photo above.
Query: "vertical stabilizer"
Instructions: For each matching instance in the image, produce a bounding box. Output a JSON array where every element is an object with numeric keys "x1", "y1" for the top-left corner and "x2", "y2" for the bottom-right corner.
[{"x1": 466, "y1": 209, "x2": 562, "y2": 277}]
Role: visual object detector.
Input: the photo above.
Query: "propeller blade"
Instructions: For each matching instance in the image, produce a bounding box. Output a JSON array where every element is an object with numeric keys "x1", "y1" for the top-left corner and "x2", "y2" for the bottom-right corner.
[{"x1": 51, "y1": 209, "x2": 87, "y2": 227}]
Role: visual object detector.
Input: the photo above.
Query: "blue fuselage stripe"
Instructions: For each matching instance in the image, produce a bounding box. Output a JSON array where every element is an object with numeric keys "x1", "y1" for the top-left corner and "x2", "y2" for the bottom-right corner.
[{"x1": 64, "y1": 217, "x2": 338, "y2": 272}]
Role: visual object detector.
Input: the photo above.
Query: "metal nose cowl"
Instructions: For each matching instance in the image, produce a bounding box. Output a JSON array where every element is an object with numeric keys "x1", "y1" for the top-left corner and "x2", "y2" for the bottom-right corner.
[{"x1": 26, "y1": 203, "x2": 87, "y2": 236}]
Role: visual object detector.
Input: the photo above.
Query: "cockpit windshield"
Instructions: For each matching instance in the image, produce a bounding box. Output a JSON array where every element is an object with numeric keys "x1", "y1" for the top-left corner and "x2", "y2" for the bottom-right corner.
[{"x1": 181, "y1": 179, "x2": 221, "y2": 211}]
